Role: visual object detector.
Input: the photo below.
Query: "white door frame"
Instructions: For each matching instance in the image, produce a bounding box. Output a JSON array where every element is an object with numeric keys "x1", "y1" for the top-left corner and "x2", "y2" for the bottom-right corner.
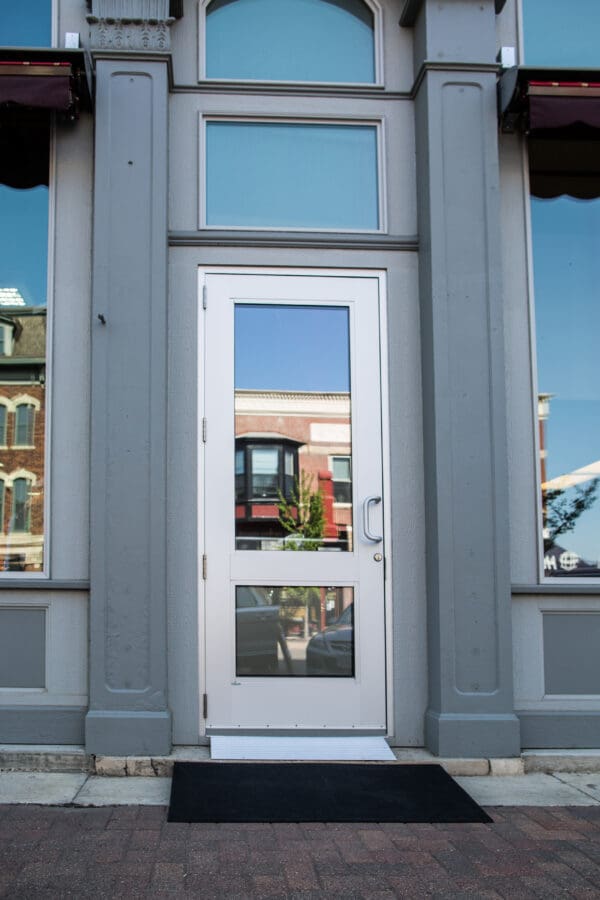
[{"x1": 197, "y1": 266, "x2": 394, "y2": 736}]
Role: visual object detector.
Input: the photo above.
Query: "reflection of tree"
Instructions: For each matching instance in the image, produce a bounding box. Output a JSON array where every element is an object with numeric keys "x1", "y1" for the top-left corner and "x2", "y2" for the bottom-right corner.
[
  {"x1": 279, "y1": 586, "x2": 321, "y2": 639},
  {"x1": 277, "y1": 473, "x2": 325, "y2": 551},
  {"x1": 543, "y1": 479, "x2": 598, "y2": 551}
]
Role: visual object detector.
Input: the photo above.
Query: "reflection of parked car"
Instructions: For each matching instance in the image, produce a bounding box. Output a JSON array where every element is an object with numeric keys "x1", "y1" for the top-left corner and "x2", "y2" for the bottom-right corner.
[
  {"x1": 305, "y1": 603, "x2": 354, "y2": 676},
  {"x1": 235, "y1": 586, "x2": 280, "y2": 674}
]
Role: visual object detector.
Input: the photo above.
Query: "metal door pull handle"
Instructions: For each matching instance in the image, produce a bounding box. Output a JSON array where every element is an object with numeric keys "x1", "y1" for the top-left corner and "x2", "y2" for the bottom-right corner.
[{"x1": 363, "y1": 495, "x2": 382, "y2": 542}]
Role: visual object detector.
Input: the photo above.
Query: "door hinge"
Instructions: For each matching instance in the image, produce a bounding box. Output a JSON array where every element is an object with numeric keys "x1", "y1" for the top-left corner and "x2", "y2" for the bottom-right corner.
[
  {"x1": 202, "y1": 553, "x2": 207, "y2": 579},
  {"x1": 202, "y1": 417, "x2": 207, "y2": 442},
  {"x1": 202, "y1": 693, "x2": 208, "y2": 719},
  {"x1": 202, "y1": 283, "x2": 207, "y2": 309}
]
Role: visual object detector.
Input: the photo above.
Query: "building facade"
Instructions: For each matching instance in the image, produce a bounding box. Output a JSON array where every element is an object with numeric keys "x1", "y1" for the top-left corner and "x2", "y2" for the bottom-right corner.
[{"x1": 0, "y1": 0, "x2": 598, "y2": 757}]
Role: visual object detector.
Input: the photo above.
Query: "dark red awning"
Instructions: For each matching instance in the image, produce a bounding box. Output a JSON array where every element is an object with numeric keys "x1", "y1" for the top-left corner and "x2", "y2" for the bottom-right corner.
[
  {"x1": 528, "y1": 83, "x2": 600, "y2": 131},
  {"x1": 0, "y1": 49, "x2": 92, "y2": 188},
  {"x1": 499, "y1": 67, "x2": 600, "y2": 134},
  {"x1": 0, "y1": 61, "x2": 72, "y2": 110}
]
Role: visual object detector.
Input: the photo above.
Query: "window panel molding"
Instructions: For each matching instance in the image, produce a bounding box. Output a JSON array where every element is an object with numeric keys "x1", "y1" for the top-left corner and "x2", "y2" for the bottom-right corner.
[
  {"x1": 198, "y1": 0, "x2": 384, "y2": 88},
  {"x1": 199, "y1": 114, "x2": 386, "y2": 234}
]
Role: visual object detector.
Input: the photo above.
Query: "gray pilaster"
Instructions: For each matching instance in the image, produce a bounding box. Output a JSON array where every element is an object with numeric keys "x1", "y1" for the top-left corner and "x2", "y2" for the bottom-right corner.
[
  {"x1": 409, "y1": 0, "x2": 520, "y2": 757},
  {"x1": 85, "y1": 23, "x2": 171, "y2": 754}
]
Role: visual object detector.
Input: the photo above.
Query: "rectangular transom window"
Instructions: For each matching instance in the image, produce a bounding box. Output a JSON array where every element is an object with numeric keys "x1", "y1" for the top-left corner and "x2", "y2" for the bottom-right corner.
[{"x1": 204, "y1": 120, "x2": 381, "y2": 231}]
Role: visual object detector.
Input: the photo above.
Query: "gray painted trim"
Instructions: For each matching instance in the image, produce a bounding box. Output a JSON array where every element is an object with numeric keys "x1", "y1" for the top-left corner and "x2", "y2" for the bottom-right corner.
[
  {"x1": 400, "y1": 0, "x2": 422, "y2": 27},
  {"x1": 207, "y1": 729, "x2": 387, "y2": 737},
  {"x1": 411, "y1": 62, "x2": 500, "y2": 99},
  {"x1": 425, "y1": 712, "x2": 521, "y2": 758},
  {"x1": 168, "y1": 231, "x2": 418, "y2": 251},
  {"x1": 401, "y1": 0, "x2": 507, "y2": 27},
  {"x1": 0, "y1": 706, "x2": 86, "y2": 744},
  {"x1": 85, "y1": 711, "x2": 172, "y2": 756},
  {"x1": 91, "y1": 51, "x2": 175, "y2": 89},
  {"x1": 518, "y1": 711, "x2": 600, "y2": 749},
  {"x1": 171, "y1": 84, "x2": 411, "y2": 101},
  {"x1": 512, "y1": 584, "x2": 600, "y2": 595},
  {"x1": 0, "y1": 580, "x2": 90, "y2": 591}
]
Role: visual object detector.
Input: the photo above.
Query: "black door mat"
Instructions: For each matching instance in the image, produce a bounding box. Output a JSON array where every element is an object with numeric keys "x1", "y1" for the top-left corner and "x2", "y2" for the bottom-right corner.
[{"x1": 167, "y1": 761, "x2": 492, "y2": 823}]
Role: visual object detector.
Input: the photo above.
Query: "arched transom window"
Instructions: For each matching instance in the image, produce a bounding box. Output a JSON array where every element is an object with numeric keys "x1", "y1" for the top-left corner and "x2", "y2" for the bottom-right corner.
[{"x1": 204, "y1": 0, "x2": 377, "y2": 84}]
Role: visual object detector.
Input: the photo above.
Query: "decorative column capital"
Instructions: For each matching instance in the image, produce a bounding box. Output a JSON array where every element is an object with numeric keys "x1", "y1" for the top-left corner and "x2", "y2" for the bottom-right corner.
[{"x1": 87, "y1": 1, "x2": 175, "y2": 52}]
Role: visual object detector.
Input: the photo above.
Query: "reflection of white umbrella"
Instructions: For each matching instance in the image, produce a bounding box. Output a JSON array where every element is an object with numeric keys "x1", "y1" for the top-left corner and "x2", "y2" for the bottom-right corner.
[{"x1": 542, "y1": 459, "x2": 600, "y2": 491}]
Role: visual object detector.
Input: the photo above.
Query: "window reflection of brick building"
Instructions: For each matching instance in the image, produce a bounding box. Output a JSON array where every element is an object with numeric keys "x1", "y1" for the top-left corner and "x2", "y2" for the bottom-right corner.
[
  {"x1": 0, "y1": 304, "x2": 46, "y2": 571},
  {"x1": 235, "y1": 389, "x2": 352, "y2": 551}
]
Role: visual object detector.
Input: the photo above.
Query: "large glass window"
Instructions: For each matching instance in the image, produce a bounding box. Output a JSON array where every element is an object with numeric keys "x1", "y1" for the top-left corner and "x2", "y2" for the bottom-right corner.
[
  {"x1": 205, "y1": 120, "x2": 380, "y2": 231},
  {"x1": 205, "y1": 0, "x2": 376, "y2": 83},
  {"x1": 531, "y1": 146, "x2": 600, "y2": 577},
  {"x1": 0, "y1": 183, "x2": 48, "y2": 572},
  {"x1": 0, "y1": 0, "x2": 52, "y2": 47},
  {"x1": 522, "y1": 0, "x2": 600, "y2": 68}
]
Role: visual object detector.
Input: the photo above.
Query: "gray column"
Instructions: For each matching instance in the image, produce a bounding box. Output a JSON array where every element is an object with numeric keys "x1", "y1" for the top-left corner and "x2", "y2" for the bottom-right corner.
[
  {"x1": 405, "y1": 0, "x2": 520, "y2": 757},
  {"x1": 85, "y1": 15, "x2": 172, "y2": 753}
]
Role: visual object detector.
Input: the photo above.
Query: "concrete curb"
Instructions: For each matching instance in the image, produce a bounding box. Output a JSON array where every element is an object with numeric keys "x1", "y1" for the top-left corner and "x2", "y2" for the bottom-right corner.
[{"x1": 2, "y1": 745, "x2": 600, "y2": 776}]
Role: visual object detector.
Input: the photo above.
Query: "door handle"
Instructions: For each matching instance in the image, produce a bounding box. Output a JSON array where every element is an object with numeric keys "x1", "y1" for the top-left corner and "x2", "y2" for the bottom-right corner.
[{"x1": 362, "y1": 495, "x2": 382, "y2": 543}]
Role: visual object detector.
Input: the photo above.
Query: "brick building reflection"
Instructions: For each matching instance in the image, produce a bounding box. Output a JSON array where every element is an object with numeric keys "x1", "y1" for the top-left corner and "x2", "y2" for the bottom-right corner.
[
  {"x1": 235, "y1": 389, "x2": 352, "y2": 551},
  {"x1": 0, "y1": 293, "x2": 45, "y2": 571}
]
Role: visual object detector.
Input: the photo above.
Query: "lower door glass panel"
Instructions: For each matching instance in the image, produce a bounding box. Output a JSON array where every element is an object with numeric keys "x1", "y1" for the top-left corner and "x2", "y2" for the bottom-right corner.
[{"x1": 235, "y1": 585, "x2": 354, "y2": 677}]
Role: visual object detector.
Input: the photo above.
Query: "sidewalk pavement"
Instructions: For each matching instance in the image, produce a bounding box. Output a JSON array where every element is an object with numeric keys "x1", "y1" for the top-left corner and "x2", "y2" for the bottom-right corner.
[
  {"x1": 1, "y1": 771, "x2": 600, "y2": 896},
  {"x1": 2, "y1": 799, "x2": 600, "y2": 898}
]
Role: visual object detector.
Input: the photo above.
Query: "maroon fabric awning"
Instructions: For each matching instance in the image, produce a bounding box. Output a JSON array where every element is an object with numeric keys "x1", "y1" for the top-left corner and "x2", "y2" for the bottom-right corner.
[
  {"x1": 0, "y1": 62, "x2": 72, "y2": 110},
  {"x1": 0, "y1": 49, "x2": 92, "y2": 189},
  {"x1": 499, "y1": 67, "x2": 600, "y2": 135},
  {"x1": 529, "y1": 83, "x2": 600, "y2": 131}
]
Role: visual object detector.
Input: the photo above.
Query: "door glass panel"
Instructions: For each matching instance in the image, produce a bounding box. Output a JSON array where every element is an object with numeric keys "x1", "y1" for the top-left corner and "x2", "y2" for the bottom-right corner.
[
  {"x1": 235, "y1": 304, "x2": 352, "y2": 551},
  {"x1": 205, "y1": 121, "x2": 379, "y2": 230},
  {"x1": 236, "y1": 585, "x2": 355, "y2": 677}
]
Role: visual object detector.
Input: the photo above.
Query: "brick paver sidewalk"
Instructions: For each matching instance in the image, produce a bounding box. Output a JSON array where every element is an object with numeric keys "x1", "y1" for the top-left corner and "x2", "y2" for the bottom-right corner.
[{"x1": 1, "y1": 804, "x2": 600, "y2": 898}]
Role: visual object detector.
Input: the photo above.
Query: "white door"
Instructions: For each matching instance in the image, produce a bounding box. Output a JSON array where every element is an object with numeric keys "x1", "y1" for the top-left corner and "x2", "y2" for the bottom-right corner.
[{"x1": 201, "y1": 269, "x2": 387, "y2": 732}]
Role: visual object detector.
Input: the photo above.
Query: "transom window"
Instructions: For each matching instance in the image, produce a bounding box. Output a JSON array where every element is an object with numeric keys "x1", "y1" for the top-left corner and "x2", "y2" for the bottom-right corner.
[
  {"x1": 204, "y1": 119, "x2": 381, "y2": 231},
  {"x1": 204, "y1": 0, "x2": 377, "y2": 84}
]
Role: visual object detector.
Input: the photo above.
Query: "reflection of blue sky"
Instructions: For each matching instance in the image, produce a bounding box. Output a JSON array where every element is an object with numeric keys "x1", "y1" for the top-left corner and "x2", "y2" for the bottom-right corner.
[
  {"x1": 0, "y1": 0, "x2": 51, "y2": 46},
  {"x1": 206, "y1": 0, "x2": 374, "y2": 83},
  {"x1": 235, "y1": 305, "x2": 350, "y2": 392},
  {"x1": 532, "y1": 196, "x2": 600, "y2": 562},
  {"x1": 206, "y1": 122, "x2": 379, "y2": 230},
  {"x1": 0, "y1": 187, "x2": 48, "y2": 307},
  {"x1": 523, "y1": 0, "x2": 600, "y2": 67}
]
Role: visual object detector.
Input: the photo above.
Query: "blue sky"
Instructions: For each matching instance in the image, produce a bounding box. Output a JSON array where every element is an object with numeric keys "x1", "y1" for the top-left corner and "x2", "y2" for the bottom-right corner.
[
  {"x1": 0, "y1": 187, "x2": 49, "y2": 307},
  {"x1": 523, "y1": 0, "x2": 600, "y2": 68},
  {"x1": 235, "y1": 304, "x2": 350, "y2": 392},
  {"x1": 1, "y1": 0, "x2": 51, "y2": 46}
]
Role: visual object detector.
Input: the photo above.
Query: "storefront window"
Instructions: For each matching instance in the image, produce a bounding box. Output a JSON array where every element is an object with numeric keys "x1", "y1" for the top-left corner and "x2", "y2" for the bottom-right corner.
[
  {"x1": 531, "y1": 170, "x2": 600, "y2": 577},
  {"x1": 0, "y1": 184, "x2": 48, "y2": 572}
]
